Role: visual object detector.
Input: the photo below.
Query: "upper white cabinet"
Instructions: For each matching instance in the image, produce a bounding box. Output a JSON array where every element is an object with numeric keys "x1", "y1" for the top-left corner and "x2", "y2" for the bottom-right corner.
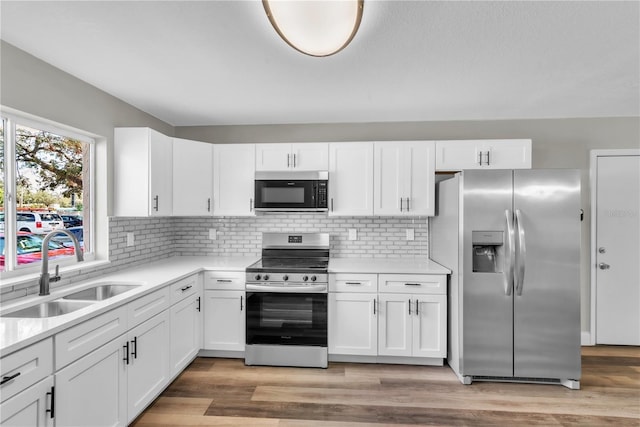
[
  {"x1": 435, "y1": 139, "x2": 532, "y2": 171},
  {"x1": 213, "y1": 144, "x2": 256, "y2": 216},
  {"x1": 328, "y1": 142, "x2": 374, "y2": 216},
  {"x1": 172, "y1": 138, "x2": 213, "y2": 216},
  {"x1": 256, "y1": 143, "x2": 328, "y2": 171},
  {"x1": 114, "y1": 127, "x2": 173, "y2": 216},
  {"x1": 374, "y1": 141, "x2": 435, "y2": 216}
]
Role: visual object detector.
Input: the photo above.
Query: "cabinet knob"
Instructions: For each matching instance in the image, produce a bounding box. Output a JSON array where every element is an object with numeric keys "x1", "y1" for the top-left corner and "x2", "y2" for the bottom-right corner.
[{"x1": 599, "y1": 263, "x2": 610, "y2": 270}]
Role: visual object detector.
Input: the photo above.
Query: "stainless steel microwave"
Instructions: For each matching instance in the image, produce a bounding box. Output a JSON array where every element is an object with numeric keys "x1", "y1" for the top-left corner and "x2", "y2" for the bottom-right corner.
[{"x1": 254, "y1": 171, "x2": 328, "y2": 212}]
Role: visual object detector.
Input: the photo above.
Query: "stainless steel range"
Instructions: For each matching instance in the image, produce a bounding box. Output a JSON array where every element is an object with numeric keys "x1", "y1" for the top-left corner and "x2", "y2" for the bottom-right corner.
[{"x1": 245, "y1": 232, "x2": 329, "y2": 368}]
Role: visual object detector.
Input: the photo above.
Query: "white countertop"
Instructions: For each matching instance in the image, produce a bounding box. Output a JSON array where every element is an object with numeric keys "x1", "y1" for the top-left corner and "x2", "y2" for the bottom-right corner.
[
  {"x1": 1, "y1": 255, "x2": 449, "y2": 356},
  {"x1": 329, "y1": 257, "x2": 450, "y2": 275},
  {"x1": 0, "y1": 256, "x2": 257, "y2": 356}
]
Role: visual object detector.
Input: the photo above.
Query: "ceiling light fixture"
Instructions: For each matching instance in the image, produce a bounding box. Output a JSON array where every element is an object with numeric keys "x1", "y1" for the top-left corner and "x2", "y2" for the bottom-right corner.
[{"x1": 263, "y1": 0, "x2": 364, "y2": 57}]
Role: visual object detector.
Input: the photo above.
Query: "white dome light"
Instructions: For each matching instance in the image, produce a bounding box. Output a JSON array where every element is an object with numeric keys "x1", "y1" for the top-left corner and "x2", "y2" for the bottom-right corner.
[{"x1": 263, "y1": 0, "x2": 364, "y2": 57}]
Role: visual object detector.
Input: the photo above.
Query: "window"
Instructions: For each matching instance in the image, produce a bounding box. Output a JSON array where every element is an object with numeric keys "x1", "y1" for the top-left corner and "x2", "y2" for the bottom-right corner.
[{"x1": 1, "y1": 115, "x2": 94, "y2": 273}]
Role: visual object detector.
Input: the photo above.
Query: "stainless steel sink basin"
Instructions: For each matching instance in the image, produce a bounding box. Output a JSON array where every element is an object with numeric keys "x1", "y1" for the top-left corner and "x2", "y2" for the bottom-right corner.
[
  {"x1": 61, "y1": 283, "x2": 140, "y2": 301},
  {"x1": 2, "y1": 300, "x2": 94, "y2": 318}
]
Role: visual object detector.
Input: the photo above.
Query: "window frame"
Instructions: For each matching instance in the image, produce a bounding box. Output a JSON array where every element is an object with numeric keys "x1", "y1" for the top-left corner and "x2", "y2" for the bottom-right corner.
[{"x1": 1, "y1": 110, "x2": 98, "y2": 278}]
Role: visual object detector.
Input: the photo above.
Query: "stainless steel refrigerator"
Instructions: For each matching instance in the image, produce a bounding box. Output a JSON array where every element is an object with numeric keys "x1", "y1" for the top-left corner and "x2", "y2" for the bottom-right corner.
[{"x1": 430, "y1": 169, "x2": 581, "y2": 389}]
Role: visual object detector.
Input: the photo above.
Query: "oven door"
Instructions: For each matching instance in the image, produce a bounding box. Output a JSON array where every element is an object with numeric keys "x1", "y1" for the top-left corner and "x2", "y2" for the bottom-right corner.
[{"x1": 246, "y1": 292, "x2": 327, "y2": 347}]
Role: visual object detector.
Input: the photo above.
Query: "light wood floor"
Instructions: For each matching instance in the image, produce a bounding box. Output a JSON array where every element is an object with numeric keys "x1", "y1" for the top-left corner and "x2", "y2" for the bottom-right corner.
[{"x1": 131, "y1": 346, "x2": 639, "y2": 426}]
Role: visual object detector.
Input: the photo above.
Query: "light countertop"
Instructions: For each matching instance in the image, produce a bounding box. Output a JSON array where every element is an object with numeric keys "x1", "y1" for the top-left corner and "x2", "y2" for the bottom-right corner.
[{"x1": 329, "y1": 258, "x2": 450, "y2": 275}]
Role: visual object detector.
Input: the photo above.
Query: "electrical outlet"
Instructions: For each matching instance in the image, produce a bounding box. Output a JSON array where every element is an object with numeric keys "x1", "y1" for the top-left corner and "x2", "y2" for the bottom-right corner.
[
  {"x1": 348, "y1": 229, "x2": 357, "y2": 241},
  {"x1": 406, "y1": 229, "x2": 415, "y2": 241},
  {"x1": 209, "y1": 229, "x2": 217, "y2": 240},
  {"x1": 126, "y1": 232, "x2": 135, "y2": 247}
]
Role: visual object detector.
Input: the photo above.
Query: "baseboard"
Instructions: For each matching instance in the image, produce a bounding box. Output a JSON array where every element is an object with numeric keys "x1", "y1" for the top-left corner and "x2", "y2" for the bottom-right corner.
[{"x1": 581, "y1": 331, "x2": 593, "y2": 346}]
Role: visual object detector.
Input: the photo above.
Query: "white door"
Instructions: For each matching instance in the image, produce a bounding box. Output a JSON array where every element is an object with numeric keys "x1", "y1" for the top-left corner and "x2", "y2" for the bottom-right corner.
[
  {"x1": 172, "y1": 138, "x2": 213, "y2": 216},
  {"x1": 292, "y1": 143, "x2": 329, "y2": 170},
  {"x1": 0, "y1": 377, "x2": 54, "y2": 427},
  {"x1": 374, "y1": 142, "x2": 404, "y2": 215},
  {"x1": 127, "y1": 310, "x2": 171, "y2": 423},
  {"x1": 213, "y1": 144, "x2": 256, "y2": 216},
  {"x1": 328, "y1": 142, "x2": 374, "y2": 216},
  {"x1": 594, "y1": 153, "x2": 640, "y2": 345},
  {"x1": 328, "y1": 293, "x2": 377, "y2": 356},
  {"x1": 170, "y1": 295, "x2": 202, "y2": 376},
  {"x1": 55, "y1": 338, "x2": 127, "y2": 427},
  {"x1": 203, "y1": 290, "x2": 245, "y2": 351},
  {"x1": 255, "y1": 143, "x2": 291, "y2": 171},
  {"x1": 413, "y1": 295, "x2": 446, "y2": 358},
  {"x1": 378, "y1": 294, "x2": 412, "y2": 356},
  {"x1": 149, "y1": 130, "x2": 173, "y2": 216},
  {"x1": 404, "y1": 141, "x2": 435, "y2": 216}
]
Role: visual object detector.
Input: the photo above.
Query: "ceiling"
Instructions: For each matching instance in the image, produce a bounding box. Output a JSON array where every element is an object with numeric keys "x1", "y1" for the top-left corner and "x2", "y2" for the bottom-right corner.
[{"x1": 1, "y1": 1, "x2": 638, "y2": 127}]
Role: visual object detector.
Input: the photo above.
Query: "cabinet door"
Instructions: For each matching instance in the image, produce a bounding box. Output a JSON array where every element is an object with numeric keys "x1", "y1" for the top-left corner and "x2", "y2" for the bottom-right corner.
[
  {"x1": 378, "y1": 294, "x2": 412, "y2": 357},
  {"x1": 255, "y1": 143, "x2": 292, "y2": 171},
  {"x1": 328, "y1": 293, "x2": 377, "y2": 356},
  {"x1": 213, "y1": 144, "x2": 256, "y2": 216},
  {"x1": 435, "y1": 140, "x2": 482, "y2": 171},
  {"x1": 127, "y1": 310, "x2": 171, "y2": 423},
  {"x1": 482, "y1": 139, "x2": 532, "y2": 169},
  {"x1": 404, "y1": 141, "x2": 435, "y2": 216},
  {"x1": 0, "y1": 376, "x2": 54, "y2": 427},
  {"x1": 328, "y1": 142, "x2": 374, "y2": 216},
  {"x1": 173, "y1": 138, "x2": 213, "y2": 216},
  {"x1": 435, "y1": 139, "x2": 532, "y2": 171},
  {"x1": 413, "y1": 295, "x2": 446, "y2": 358},
  {"x1": 374, "y1": 142, "x2": 404, "y2": 215},
  {"x1": 203, "y1": 290, "x2": 245, "y2": 351},
  {"x1": 292, "y1": 143, "x2": 328, "y2": 170},
  {"x1": 55, "y1": 338, "x2": 127, "y2": 427},
  {"x1": 170, "y1": 294, "x2": 202, "y2": 376},
  {"x1": 149, "y1": 129, "x2": 173, "y2": 216}
]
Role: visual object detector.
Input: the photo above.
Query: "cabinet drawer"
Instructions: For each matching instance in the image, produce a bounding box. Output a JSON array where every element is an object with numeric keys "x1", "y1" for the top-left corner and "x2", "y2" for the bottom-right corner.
[
  {"x1": 55, "y1": 305, "x2": 128, "y2": 370},
  {"x1": 0, "y1": 338, "x2": 53, "y2": 403},
  {"x1": 204, "y1": 271, "x2": 245, "y2": 290},
  {"x1": 378, "y1": 274, "x2": 446, "y2": 295},
  {"x1": 128, "y1": 287, "x2": 171, "y2": 329},
  {"x1": 330, "y1": 274, "x2": 378, "y2": 293},
  {"x1": 170, "y1": 275, "x2": 200, "y2": 305}
]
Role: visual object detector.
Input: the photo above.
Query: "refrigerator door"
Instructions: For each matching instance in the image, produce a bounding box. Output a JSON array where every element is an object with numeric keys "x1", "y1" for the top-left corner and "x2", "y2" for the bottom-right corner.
[
  {"x1": 461, "y1": 170, "x2": 514, "y2": 377},
  {"x1": 513, "y1": 169, "x2": 581, "y2": 380}
]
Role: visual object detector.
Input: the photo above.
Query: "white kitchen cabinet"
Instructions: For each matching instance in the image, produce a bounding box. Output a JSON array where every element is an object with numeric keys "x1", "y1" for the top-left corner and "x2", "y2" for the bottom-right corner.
[
  {"x1": 203, "y1": 290, "x2": 245, "y2": 351},
  {"x1": 1, "y1": 338, "x2": 53, "y2": 404},
  {"x1": 378, "y1": 293, "x2": 446, "y2": 358},
  {"x1": 329, "y1": 293, "x2": 378, "y2": 356},
  {"x1": 55, "y1": 337, "x2": 127, "y2": 427},
  {"x1": 0, "y1": 376, "x2": 54, "y2": 427},
  {"x1": 114, "y1": 127, "x2": 173, "y2": 216},
  {"x1": 374, "y1": 141, "x2": 435, "y2": 216},
  {"x1": 213, "y1": 144, "x2": 256, "y2": 216},
  {"x1": 256, "y1": 143, "x2": 328, "y2": 171},
  {"x1": 126, "y1": 310, "x2": 172, "y2": 423},
  {"x1": 170, "y1": 287, "x2": 203, "y2": 376},
  {"x1": 435, "y1": 139, "x2": 532, "y2": 171},
  {"x1": 172, "y1": 138, "x2": 213, "y2": 216},
  {"x1": 328, "y1": 142, "x2": 374, "y2": 216}
]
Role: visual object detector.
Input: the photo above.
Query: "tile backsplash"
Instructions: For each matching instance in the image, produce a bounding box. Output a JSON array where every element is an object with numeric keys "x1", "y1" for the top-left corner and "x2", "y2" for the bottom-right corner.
[{"x1": 1, "y1": 215, "x2": 428, "y2": 303}]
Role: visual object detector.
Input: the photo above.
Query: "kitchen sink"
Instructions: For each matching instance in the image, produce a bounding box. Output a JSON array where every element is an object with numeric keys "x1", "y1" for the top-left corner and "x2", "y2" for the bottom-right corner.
[
  {"x1": 2, "y1": 300, "x2": 94, "y2": 318},
  {"x1": 61, "y1": 283, "x2": 141, "y2": 301}
]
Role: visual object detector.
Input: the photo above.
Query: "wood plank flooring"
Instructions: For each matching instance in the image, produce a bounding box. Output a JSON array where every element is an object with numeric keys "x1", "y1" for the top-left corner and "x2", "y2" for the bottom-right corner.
[{"x1": 131, "y1": 346, "x2": 640, "y2": 426}]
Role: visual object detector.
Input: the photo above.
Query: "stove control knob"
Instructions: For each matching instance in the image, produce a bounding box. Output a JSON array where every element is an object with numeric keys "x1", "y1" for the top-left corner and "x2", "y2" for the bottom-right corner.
[
  {"x1": 302, "y1": 275, "x2": 309, "y2": 282},
  {"x1": 310, "y1": 276, "x2": 317, "y2": 282},
  {"x1": 254, "y1": 274, "x2": 261, "y2": 281},
  {"x1": 263, "y1": 274, "x2": 269, "y2": 281},
  {"x1": 283, "y1": 275, "x2": 289, "y2": 281}
]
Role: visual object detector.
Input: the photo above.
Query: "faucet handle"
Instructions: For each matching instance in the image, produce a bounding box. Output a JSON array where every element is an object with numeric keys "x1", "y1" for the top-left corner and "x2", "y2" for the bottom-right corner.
[{"x1": 51, "y1": 265, "x2": 61, "y2": 283}]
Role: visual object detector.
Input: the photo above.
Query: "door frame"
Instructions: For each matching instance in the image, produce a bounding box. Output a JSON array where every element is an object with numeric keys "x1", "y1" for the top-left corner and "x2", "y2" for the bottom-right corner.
[{"x1": 589, "y1": 149, "x2": 640, "y2": 345}]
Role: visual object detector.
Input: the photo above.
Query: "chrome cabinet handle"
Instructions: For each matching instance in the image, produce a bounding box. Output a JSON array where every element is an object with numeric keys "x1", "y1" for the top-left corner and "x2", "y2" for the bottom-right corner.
[
  {"x1": 486, "y1": 150, "x2": 491, "y2": 165},
  {"x1": 478, "y1": 151, "x2": 483, "y2": 166},
  {"x1": 331, "y1": 198, "x2": 334, "y2": 212},
  {"x1": 345, "y1": 282, "x2": 362, "y2": 285},
  {"x1": 599, "y1": 263, "x2": 610, "y2": 270},
  {"x1": 123, "y1": 341, "x2": 130, "y2": 365},
  {"x1": 408, "y1": 298, "x2": 412, "y2": 315},
  {"x1": 153, "y1": 195, "x2": 159, "y2": 211},
  {"x1": 216, "y1": 279, "x2": 232, "y2": 283},
  {"x1": 406, "y1": 197, "x2": 410, "y2": 212},
  {"x1": 46, "y1": 386, "x2": 55, "y2": 419},
  {"x1": 1, "y1": 372, "x2": 21, "y2": 385},
  {"x1": 415, "y1": 299, "x2": 419, "y2": 316},
  {"x1": 293, "y1": 153, "x2": 297, "y2": 168},
  {"x1": 400, "y1": 198, "x2": 403, "y2": 212},
  {"x1": 207, "y1": 198, "x2": 211, "y2": 212},
  {"x1": 287, "y1": 153, "x2": 290, "y2": 168},
  {"x1": 197, "y1": 296, "x2": 201, "y2": 312},
  {"x1": 373, "y1": 298, "x2": 376, "y2": 315},
  {"x1": 250, "y1": 198, "x2": 253, "y2": 212},
  {"x1": 181, "y1": 285, "x2": 193, "y2": 292},
  {"x1": 404, "y1": 283, "x2": 421, "y2": 286},
  {"x1": 240, "y1": 295, "x2": 244, "y2": 311},
  {"x1": 131, "y1": 336, "x2": 138, "y2": 359}
]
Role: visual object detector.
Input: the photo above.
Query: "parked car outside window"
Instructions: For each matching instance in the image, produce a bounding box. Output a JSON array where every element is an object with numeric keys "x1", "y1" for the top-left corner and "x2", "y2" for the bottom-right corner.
[
  {"x1": 60, "y1": 214, "x2": 83, "y2": 228},
  {"x1": 51, "y1": 227, "x2": 84, "y2": 250},
  {"x1": 13, "y1": 212, "x2": 65, "y2": 234},
  {"x1": 0, "y1": 232, "x2": 75, "y2": 267}
]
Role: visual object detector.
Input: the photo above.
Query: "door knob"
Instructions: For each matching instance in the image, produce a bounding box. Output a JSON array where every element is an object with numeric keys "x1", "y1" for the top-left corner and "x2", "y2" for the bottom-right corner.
[
  {"x1": 598, "y1": 247, "x2": 606, "y2": 254},
  {"x1": 599, "y1": 263, "x2": 610, "y2": 270}
]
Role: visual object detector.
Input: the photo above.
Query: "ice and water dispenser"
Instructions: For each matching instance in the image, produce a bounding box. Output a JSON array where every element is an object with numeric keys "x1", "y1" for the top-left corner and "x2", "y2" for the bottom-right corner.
[{"x1": 472, "y1": 231, "x2": 504, "y2": 273}]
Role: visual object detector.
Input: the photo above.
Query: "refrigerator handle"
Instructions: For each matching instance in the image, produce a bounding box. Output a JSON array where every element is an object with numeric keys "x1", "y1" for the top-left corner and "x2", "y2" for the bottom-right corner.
[
  {"x1": 504, "y1": 209, "x2": 515, "y2": 295},
  {"x1": 515, "y1": 209, "x2": 526, "y2": 296}
]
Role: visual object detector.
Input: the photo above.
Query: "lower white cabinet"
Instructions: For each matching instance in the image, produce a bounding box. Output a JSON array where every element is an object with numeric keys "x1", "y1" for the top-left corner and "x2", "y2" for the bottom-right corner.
[
  {"x1": 328, "y1": 293, "x2": 377, "y2": 356},
  {"x1": 55, "y1": 337, "x2": 127, "y2": 427},
  {"x1": 170, "y1": 292, "x2": 203, "y2": 376},
  {"x1": 378, "y1": 293, "x2": 446, "y2": 358},
  {"x1": 0, "y1": 376, "x2": 54, "y2": 427},
  {"x1": 203, "y1": 290, "x2": 245, "y2": 351},
  {"x1": 126, "y1": 310, "x2": 171, "y2": 422}
]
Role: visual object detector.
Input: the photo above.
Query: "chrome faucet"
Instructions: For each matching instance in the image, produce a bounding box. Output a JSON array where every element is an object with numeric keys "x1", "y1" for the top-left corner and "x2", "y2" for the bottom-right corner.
[{"x1": 39, "y1": 229, "x2": 84, "y2": 296}]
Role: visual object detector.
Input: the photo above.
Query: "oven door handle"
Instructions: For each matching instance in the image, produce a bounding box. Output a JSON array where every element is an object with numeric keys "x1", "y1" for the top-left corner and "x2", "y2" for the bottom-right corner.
[{"x1": 246, "y1": 284, "x2": 327, "y2": 293}]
